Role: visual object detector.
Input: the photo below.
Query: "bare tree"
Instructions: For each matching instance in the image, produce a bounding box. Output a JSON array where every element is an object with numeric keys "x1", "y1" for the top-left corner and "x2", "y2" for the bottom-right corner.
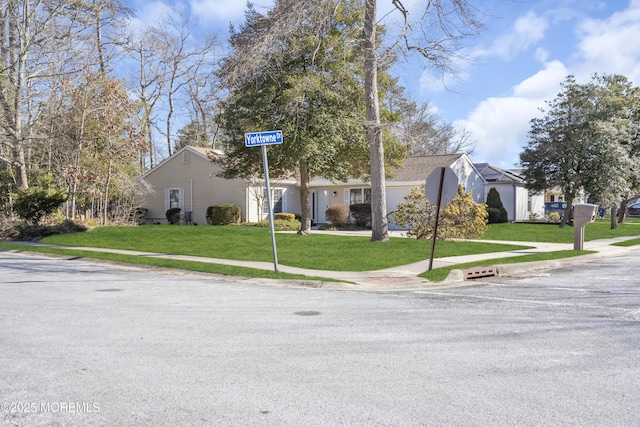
[{"x1": 365, "y1": 0, "x2": 482, "y2": 241}]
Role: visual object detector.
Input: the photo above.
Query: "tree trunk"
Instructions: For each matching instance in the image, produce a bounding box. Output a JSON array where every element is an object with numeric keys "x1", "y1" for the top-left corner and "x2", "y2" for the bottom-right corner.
[
  {"x1": 297, "y1": 160, "x2": 312, "y2": 235},
  {"x1": 363, "y1": 0, "x2": 388, "y2": 242},
  {"x1": 610, "y1": 206, "x2": 618, "y2": 229},
  {"x1": 617, "y1": 198, "x2": 628, "y2": 224}
]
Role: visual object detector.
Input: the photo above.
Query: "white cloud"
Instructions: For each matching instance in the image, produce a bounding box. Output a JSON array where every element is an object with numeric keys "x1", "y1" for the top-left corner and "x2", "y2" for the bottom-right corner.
[
  {"x1": 127, "y1": 1, "x2": 179, "y2": 33},
  {"x1": 572, "y1": 0, "x2": 640, "y2": 83},
  {"x1": 455, "y1": 61, "x2": 568, "y2": 168},
  {"x1": 189, "y1": 0, "x2": 274, "y2": 23},
  {"x1": 479, "y1": 11, "x2": 549, "y2": 60}
]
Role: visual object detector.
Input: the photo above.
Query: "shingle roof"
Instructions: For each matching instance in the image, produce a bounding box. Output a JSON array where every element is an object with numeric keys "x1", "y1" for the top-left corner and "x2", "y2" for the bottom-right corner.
[
  {"x1": 474, "y1": 163, "x2": 524, "y2": 183},
  {"x1": 389, "y1": 154, "x2": 464, "y2": 181}
]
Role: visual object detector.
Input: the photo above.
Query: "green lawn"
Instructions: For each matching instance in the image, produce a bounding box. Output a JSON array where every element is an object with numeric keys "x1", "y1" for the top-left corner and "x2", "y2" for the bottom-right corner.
[
  {"x1": 2, "y1": 220, "x2": 637, "y2": 283},
  {"x1": 39, "y1": 225, "x2": 531, "y2": 271},
  {"x1": 483, "y1": 220, "x2": 640, "y2": 243}
]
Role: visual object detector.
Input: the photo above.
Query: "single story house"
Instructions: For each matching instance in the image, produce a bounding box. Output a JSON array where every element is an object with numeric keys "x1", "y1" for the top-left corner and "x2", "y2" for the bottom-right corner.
[
  {"x1": 136, "y1": 147, "x2": 485, "y2": 228},
  {"x1": 136, "y1": 145, "x2": 300, "y2": 225},
  {"x1": 309, "y1": 154, "x2": 486, "y2": 228},
  {"x1": 474, "y1": 163, "x2": 545, "y2": 221}
]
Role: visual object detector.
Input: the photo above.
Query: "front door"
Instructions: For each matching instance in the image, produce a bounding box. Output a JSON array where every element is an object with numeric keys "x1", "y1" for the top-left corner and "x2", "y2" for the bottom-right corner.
[{"x1": 313, "y1": 190, "x2": 329, "y2": 223}]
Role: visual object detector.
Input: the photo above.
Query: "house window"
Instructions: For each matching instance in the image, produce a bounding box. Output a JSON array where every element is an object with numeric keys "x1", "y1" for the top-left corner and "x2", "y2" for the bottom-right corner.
[
  {"x1": 349, "y1": 188, "x2": 371, "y2": 205},
  {"x1": 169, "y1": 188, "x2": 180, "y2": 209},
  {"x1": 263, "y1": 188, "x2": 284, "y2": 214}
]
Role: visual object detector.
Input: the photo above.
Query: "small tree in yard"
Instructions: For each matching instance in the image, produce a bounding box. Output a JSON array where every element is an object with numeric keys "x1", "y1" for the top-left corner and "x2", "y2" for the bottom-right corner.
[
  {"x1": 486, "y1": 187, "x2": 508, "y2": 223},
  {"x1": 390, "y1": 185, "x2": 488, "y2": 239}
]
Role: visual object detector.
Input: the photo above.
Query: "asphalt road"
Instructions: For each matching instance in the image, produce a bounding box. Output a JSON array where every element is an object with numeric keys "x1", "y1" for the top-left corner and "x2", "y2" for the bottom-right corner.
[{"x1": 1, "y1": 249, "x2": 639, "y2": 426}]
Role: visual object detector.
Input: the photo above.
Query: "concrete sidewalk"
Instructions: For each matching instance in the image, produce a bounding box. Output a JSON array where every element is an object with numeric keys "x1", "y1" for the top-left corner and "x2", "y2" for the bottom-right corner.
[{"x1": 5, "y1": 232, "x2": 639, "y2": 290}]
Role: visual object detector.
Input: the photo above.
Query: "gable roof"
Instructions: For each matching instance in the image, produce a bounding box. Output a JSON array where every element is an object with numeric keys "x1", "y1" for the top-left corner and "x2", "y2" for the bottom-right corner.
[
  {"x1": 474, "y1": 163, "x2": 525, "y2": 183},
  {"x1": 140, "y1": 145, "x2": 223, "y2": 179},
  {"x1": 389, "y1": 154, "x2": 465, "y2": 182}
]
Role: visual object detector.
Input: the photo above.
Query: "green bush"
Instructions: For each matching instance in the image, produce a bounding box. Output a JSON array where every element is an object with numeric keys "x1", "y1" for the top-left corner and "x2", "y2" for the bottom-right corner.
[
  {"x1": 166, "y1": 207, "x2": 181, "y2": 225},
  {"x1": 241, "y1": 219, "x2": 302, "y2": 231},
  {"x1": 274, "y1": 213, "x2": 295, "y2": 221},
  {"x1": 487, "y1": 207, "x2": 502, "y2": 224},
  {"x1": 349, "y1": 203, "x2": 371, "y2": 228},
  {"x1": 486, "y1": 187, "x2": 508, "y2": 223},
  {"x1": 325, "y1": 204, "x2": 350, "y2": 225},
  {"x1": 14, "y1": 187, "x2": 67, "y2": 225},
  {"x1": 207, "y1": 204, "x2": 241, "y2": 225},
  {"x1": 16, "y1": 219, "x2": 88, "y2": 241}
]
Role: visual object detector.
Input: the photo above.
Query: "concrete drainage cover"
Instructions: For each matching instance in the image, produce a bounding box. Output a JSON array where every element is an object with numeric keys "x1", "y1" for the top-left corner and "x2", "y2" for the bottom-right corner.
[{"x1": 462, "y1": 266, "x2": 498, "y2": 280}]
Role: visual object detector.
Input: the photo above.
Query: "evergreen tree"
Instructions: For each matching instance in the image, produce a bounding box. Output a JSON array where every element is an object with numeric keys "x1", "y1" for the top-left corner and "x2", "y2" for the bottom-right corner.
[
  {"x1": 216, "y1": 0, "x2": 405, "y2": 234},
  {"x1": 486, "y1": 187, "x2": 508, "y2": 223}
]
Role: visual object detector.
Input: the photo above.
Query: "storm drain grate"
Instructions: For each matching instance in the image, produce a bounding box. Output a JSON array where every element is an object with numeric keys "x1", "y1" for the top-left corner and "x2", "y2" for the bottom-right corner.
[{"x1": 463, "y1": 265, "x2": 498, "y2": 280}]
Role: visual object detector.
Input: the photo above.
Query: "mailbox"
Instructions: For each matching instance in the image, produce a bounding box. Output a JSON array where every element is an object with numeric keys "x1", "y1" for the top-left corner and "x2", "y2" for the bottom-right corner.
[{"x1": 573, "y1": 203, "x2": 598, "y2": 250}]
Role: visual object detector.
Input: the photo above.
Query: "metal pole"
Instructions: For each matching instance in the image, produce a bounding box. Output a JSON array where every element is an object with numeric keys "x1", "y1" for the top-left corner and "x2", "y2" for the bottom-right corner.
[
  {"x1": 261, "y1": 145, "x2": 279, "y2": 273},
  {"x1": 428, "y1": 167, "x2": 446, "y2": 272}
]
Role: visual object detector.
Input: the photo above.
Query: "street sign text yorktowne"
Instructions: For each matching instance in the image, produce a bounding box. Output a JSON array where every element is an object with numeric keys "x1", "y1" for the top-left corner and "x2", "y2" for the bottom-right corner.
[
  {"x1": 245, "y1": 130, "x2": 283, "y2": 147},
  {"x1": 244, "y1": 129, "x2": 283, "y2": 273}
]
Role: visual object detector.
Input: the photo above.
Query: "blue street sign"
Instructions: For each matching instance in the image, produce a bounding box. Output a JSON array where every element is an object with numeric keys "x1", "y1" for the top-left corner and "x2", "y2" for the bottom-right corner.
[{"x1": 244, "y1": 130, "x2": 283, "y2": 147}]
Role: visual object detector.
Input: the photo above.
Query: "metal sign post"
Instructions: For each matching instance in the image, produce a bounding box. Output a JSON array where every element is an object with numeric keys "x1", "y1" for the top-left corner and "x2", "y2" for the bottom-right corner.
[
  {"x1": 245, "y1": 130, "x2": 283, "y2": 274},
  {"x1": 425, "y1": 166, "x2": 458, "y2": 271}
]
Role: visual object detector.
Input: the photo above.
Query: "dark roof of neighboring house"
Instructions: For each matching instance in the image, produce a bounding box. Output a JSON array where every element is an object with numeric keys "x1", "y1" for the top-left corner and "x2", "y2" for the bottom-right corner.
[
  {"x1": 389, "y1": 154, "x2": 464, "y2": 181},
  {"x1": 474, "y1": 163, "x2": 524, "y2": 183}
]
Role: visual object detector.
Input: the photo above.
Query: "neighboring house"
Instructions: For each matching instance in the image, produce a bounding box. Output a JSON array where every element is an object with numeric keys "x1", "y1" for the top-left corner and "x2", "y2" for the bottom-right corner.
[
  {"x1": 544, "y1": 186, "x2": 588, "y2": 204},
  {"x1": 309, "y1": 154, "x2": 486, "y2": 228},
  {"x1": 136, "y1": 145, "x2": 299, "y2": 224},
  {"x1": 137, "y1": 148, "x2": 485, "y2": 228},
  {"x1": 475, "y1": 163, "x2": 545, "y2": 221}
]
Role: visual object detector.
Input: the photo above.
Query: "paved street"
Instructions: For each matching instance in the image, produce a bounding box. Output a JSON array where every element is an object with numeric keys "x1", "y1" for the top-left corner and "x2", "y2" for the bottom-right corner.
[{"x1": 1, "y1": 249, "x2": 639, "y2": 426}]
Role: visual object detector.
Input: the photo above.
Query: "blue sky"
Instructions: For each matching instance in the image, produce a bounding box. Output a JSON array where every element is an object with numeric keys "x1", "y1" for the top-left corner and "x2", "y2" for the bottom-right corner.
[{"x1": 127, "y1": 0, "x2": 640, "y2": 169}]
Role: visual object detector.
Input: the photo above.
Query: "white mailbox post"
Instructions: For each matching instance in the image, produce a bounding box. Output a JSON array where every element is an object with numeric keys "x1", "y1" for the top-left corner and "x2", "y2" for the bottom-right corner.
[{"x1": 573, "y1": 203, "x2": 598, "y2": 250}]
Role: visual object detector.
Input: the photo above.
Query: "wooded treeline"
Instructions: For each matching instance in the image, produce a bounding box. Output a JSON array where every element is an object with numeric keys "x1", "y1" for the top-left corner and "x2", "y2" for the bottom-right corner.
[{"x1": 0, "y1": 0, "x2": 474, "y2": 226}]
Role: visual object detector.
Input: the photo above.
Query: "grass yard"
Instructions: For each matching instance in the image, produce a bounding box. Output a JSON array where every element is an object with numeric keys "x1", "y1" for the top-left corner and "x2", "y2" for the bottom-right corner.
[
  {"x1": 483, "y1": 219, "x2": 640, "y2": 243},
  {"x1": 38, "y1": 225, "x2": 532, "y2": 272}
]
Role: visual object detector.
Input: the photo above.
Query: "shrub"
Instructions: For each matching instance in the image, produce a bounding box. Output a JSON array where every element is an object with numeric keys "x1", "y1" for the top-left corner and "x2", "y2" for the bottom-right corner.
[
  {"x1": 207, "y1": 204, "x2": 241, "y2": 225},
  {"x1": 390, "y1": 184, "x2": 488, "y2": 240},
  {"x1": 14, "y1": 187, "x2": 67, "y2": 225},
  {"x1": 389, "y1": 186, "x2": 435, "y2": 239},
  {"x1": 15, "y1": 219, "x2": 88, "y2": 241},
  {"x1": 166, "y1": 207, "x2": 181, "y2": 225},
  {"x1": 440, "y1": 186, "x2": 488, "y2": 239},
  {"x1": 241, "y1": 219, "x2": 302, "y2": 231},
  {"x1": 486, "y1": 187, "x2": 508, "y2": 223},
  {"x1": 486, "y1": 207, "x2": 502, "y2": 224},
  {"x1": 274, "y1": 213, "x2": 295, "y2": 221},
  {"x1": 349, "y1": 203, "x2": 371, "y2": 228},
  {"x1": 130, "y1": 207, "x2": 148, "y2": 225},
  {"x1": 325, "y1": 204, "x2": 350, "y2": 226}
]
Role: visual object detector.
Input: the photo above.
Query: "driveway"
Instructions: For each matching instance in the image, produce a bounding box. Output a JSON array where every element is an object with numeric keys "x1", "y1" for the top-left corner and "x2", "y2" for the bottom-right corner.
[{"x1": 1, "y1": 249, "x2": 639, "y2": 426}]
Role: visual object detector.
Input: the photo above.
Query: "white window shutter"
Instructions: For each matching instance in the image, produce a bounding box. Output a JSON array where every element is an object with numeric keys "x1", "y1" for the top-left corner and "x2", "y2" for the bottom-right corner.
[
  {"x1": 282, "y1": 189, "x2": 288, "y2": 212},
  {"x1": 179, "y1": 188, "x2": 185, "y2": 212},
  {"x1": 164, "y1": 189, "x2": 170, "y2": 212},
  {"x1": 343, "y1": 189, "x2": 349, "y2": 205}
]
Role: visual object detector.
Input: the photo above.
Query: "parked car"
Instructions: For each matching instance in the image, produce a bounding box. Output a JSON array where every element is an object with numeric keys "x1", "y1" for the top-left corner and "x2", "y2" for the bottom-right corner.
[
  {"x1": 544, "y1": 201, "x2": 568, "y2": 216},
  {"x1": 627, "y1": 203, "x2": 640, "y2": 217}
]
